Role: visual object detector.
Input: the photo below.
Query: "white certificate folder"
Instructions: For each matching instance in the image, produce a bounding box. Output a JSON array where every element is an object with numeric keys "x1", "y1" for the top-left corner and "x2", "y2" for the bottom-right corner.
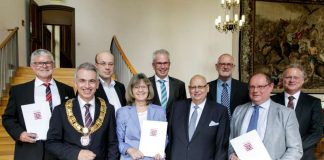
[
  {"x1": 230, "y1": 130, "x2": 272, "y2": 160},
  {"x1": 21, "y1": 102, "x2": 52, "y2": 140},
  {"x1": 139, "y1": 120, "x2": 167, "y2": 157}
]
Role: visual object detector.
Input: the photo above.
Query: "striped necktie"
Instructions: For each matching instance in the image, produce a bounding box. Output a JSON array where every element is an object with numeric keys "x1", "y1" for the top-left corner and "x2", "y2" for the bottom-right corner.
[
  {"x1": 221, "y1": 82, "x2": 231, "y2": 119},
  {"x1": 84, "y1": 104, "x2": 92, "y2": 128},
  {"x1": 158, "y1": 80, "x2": 167, "y2": 109},
  {"x1": 43, "y1": 83, "x2": 52, "y2": 111}
]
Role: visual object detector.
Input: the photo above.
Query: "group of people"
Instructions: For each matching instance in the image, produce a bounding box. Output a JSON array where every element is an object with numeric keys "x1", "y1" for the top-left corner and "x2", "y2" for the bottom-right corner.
[{"x1": 2, "y1": 48, "x2": 323, "y2": 160}]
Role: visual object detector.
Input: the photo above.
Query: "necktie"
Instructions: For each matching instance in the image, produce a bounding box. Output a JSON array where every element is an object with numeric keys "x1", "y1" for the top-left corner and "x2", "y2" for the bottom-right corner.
[
  {"x1": 43, "y1": 83, "x2": 52, "y2": 111},
  {"x1": 84, "y1": 104, "x2": 92, "y2": 128},
  {"x1": 221, "y1": 83, "x2": 231, "y2": 119},
  {"x1": 158, "y1": 80, "x2": 167, "y2": 109},
  {"x1": 287, "y1": 96, "x2": 295, "y2": 109},
  {"x1": 188, "y1": 106, "x2": 199, "y2": 141},
  {"x1": 247, "y1": 105, "x2": 260, "y2": 132}
]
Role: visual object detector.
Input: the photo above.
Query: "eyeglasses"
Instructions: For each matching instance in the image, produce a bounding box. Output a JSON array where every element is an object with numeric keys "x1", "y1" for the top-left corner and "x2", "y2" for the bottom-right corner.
[
  {"x1": 133, "y1": 85, "x2": 148, "y2": 90},
  {"x1": 217, "y1": 63, "x2": 234, "y2": 67},
  {"x1": 154, "y1": 62, "x2": 170, "y2": 66},
  {"x1": 284, "y1": 76, "x2": 302, "y2": 80},
  {"x1": 97, "y1": 62, "x2": 114, "y2": 67},
  {"x1": 188, "y1": 84, "x2": 207, "y2": 90},
  {"x1": 249, "y1": 83, "x2": 270, "y2": 90},
  {"x1": 33, "y1": 61, "x2": 53, "y2": 67}
]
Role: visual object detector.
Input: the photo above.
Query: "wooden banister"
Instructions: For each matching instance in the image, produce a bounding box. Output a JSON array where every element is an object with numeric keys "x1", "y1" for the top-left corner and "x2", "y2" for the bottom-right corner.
[
  {"x1": 111, "y1": 36, "x2": 137, "y2": 74},
  {"x1": 0, "y1": 27, "x2": 19, "y2": 49}
]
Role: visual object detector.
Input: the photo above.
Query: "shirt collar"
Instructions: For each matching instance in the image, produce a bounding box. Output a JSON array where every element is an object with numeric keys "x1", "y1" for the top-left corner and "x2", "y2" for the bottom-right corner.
[
  {"x1": 191, "y1": 98, "x2": 207, "y2": 110},
  {"x1": 252, "y1": 98, "x2": 271, "y2": 110},
  {"x1": 35, "y1": 77, "x2": 55, "y2": 87},
  {"x1": 99, "y1": 77, "x2": 115, "y2": 87},
  {"x1": 217, "y1": 78, "x2": 232, "y2": 87},
  {"x1": 284, "y1": 91, "x2": 301, "y2": 99},
  {"x1": 155, "y1": 75, "x2": 169, "y2": 82},
  {"x1": 78, "y1": 96, "x2": 95, "y2": 108}
]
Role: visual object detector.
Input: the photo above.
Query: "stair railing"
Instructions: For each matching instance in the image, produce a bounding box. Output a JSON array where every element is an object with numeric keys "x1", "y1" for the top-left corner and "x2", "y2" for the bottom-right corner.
[
  {"x1": 110, "y1": 36, "x2": 137, "y2": 87},
  {"x1": 0, "y1": 27, "x2": 19, "y2": 99}
]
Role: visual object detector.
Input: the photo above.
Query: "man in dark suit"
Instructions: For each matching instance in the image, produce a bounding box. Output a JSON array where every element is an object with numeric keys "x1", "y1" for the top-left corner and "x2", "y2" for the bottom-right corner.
[
  {"x1": 271, "y1": 64, "x2": 323, "y2": 160},
  {"x1": 167, "y1": 75, "x2": 230, "y2": 160},
  {"x1": 2, "y1": 49, "x2": 75, "y2": 160},
  {"x1": 46, "y1": 62, "x2": 119, "y2": 160},
  {"x1": 149, "y1": 49, "x2": 186, "y2": 118},
  {"x1": 207, "y1": 53, "x2": 249, "y2": 119},
  {"x1": 94, "y1": 51, "x2": 126, "y2": 112}
]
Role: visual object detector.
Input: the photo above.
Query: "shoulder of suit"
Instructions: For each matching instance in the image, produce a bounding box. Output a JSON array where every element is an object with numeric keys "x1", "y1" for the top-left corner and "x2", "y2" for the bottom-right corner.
[
  {"x1": 10, "y1": 80, "x2": 34, "y2": 91},
  {"x1": 208, "y1": 79, "x2": 217, "y2": 85},
  {"x1": 300, "y1": 92, "x2": 321, "y2": 101},
  {"x1": 54, "y1": 79, "x2": 73, "y2": 89},
  {"x1": 169, "y1": 76, "x2": 185, "y2": 85},
  {"x1": 114, "y1": 80, "x2": 125, "y2": 87}
]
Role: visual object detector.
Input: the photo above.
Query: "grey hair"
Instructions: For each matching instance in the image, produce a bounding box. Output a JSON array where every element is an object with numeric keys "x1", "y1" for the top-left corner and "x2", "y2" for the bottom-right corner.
[
  {"x1": 30, "y1": 49, "x2": 54, "y2": 64},
  {"x1": 152, "y1": 49, "x2": 170, "y2": 63},
  {"x1": 283, "y1": 63, "x2": 305, "y2": 79},
  {"x1": 74, "y1": 62, "x2": 99, "y2": 80}
]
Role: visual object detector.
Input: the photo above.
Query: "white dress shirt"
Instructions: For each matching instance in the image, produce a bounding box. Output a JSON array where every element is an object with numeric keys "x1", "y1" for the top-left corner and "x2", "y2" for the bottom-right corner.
[
  {"x1": 100, "y1": 78, "x2": 122, "y2": 113},
  {"x1": 155, "y1": 75, "x2": 170, "y2": 102},
  {"x1": 240, "y1": 99, "x2": 270, "y2": 140},
  {"x1": 78, "y1": 96, "x2": 95, "y2": 125},
  {"x1": 34, "y1": 77, "x2": 61, "y2": 109}
]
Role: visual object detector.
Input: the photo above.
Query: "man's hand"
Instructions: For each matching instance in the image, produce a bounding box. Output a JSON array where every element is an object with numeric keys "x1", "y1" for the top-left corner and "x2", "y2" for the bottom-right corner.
[
  {"x1": 127, "y1": 147, "x2": 144, "y2": 160},
  {"x1": 19, "y1": 131, "x2": 37, "y2": 143},
  {"x1": 229, "y1": 153, "x2": 240, "y2": 160},
  {"x1": 78, "y1": 149, "x2": 96, "y2": 160}
]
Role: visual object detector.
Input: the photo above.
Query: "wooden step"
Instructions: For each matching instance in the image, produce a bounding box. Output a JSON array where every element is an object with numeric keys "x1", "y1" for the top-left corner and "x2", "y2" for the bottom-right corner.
[
  {"x1": 0, "y1": 155, "x2": 14, "y2": 160},
  {"x1": 0, "y1": 137, "x2": 14, "y2": 145},
  {"x1": 0, "y1": 144, "x2": 15, "y2": 155}
]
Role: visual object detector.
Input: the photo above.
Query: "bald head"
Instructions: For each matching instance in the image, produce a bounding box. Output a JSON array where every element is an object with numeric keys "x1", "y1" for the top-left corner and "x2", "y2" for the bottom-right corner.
[
  {"x1": 95, "y1": 51, "x2": 115, "y2": 82},
  {"x1": 189, "y1": 74, "x2": 209, "y2": 105}
]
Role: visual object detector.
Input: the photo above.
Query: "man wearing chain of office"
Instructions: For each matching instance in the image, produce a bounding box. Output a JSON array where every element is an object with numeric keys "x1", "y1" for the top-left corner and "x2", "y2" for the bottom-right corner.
[{"x1": 46, "y1": 62, "x2": 119, "y2": 160}]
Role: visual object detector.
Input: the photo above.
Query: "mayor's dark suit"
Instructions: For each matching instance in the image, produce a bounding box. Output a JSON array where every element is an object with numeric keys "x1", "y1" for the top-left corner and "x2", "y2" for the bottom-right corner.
[
  {"x1": 2, "y1": 80, "x2": 75, "y2": 160},
  {"x1": 95, "y1": 81, "x2": 126, "y2": 106},
  {"x1": 271, "y1": 92, "x2": 323, "y2": 160},
  {"x1": 207, "y1": 78, "x2": 249, "y2": 114},
  {"x1": 149, "y1": 76, "x2": 186, "y2": 118},
  {"x1": 46, "y1": 98, "x2": 119, "y2": 160},
  {"x1": 167, "y1": 99, "x2": 230, "y2": 160}
]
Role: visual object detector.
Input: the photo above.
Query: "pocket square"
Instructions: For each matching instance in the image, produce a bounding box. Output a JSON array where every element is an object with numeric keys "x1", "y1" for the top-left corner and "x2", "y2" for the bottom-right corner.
[
  {"x1": 65, "y1": 96, "x2": 69, "y2": 99},
  {"x1": 209, "y1": 121, "x2": 219, "y2": 126}
]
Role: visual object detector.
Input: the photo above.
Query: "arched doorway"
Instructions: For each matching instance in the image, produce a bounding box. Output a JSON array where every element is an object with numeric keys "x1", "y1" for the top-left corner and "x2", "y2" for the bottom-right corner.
[{"x1": 30, "y1": 1, "x2": 75, "y2": 68}]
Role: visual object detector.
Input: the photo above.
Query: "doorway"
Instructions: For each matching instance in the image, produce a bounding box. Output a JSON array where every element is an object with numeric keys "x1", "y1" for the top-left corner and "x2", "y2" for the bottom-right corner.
[{"x1": 29, "y1": 1, "x2": 75, "y2": 68}]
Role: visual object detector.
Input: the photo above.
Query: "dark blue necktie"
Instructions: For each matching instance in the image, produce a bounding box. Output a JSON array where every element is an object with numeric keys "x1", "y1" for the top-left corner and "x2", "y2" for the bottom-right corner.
[
  {"x1": 246, "y1": 105, "x2": 260, "y2": 132},
  {"x1": 221, "y1": 83, "x2": 231, "y2": 119}
]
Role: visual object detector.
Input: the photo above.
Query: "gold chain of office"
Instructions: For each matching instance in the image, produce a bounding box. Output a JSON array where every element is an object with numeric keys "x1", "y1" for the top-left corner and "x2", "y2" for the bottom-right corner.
[{"x1": 65, "y1": 97, "x2": 107, "y2": 134}]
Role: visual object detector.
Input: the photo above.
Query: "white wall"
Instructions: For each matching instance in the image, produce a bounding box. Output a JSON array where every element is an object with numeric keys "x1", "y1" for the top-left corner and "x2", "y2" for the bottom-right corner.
[
  {"x1": 34, "y1": 0, "x2": 235, "y2": 89},
  {"x1": 0, "y1": 0, "x2": 27, "y2": 66}
]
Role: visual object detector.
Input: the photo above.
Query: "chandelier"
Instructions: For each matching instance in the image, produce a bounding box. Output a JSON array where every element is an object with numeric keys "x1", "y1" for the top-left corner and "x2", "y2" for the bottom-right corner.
[{"x1": 215, "y1": 0, "x2": 245, "y2": 33}]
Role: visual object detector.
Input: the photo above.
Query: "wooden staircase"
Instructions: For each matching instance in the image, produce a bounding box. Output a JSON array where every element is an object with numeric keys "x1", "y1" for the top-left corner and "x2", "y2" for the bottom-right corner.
[{"x1": 0, "y1": 67, "x2": 75, "y2": 160}]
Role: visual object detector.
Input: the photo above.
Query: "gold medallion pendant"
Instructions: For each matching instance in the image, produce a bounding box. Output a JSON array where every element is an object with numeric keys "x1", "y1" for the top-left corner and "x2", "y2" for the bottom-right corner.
[{"x1": 65, "y1": 98, "x2": 107, "y2": 146}]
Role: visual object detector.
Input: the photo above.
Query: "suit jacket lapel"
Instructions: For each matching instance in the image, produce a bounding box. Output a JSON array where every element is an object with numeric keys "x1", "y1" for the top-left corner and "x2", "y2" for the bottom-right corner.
[
  {"x1": 151, "y1": 77, "x2": 161, "y2": 105},
  {"x1": 184, "y1": 100, "x2": 191, "y2": 142},
  {"x1": 97, "y1": 83, "x2": 109, "y2": 103},
  {"x1": 191, "y1": 100, "x2": 212, "y2": 141},
  {"x1": 147, "y1": 105, "x2": 156, "y2": 120},
  {"x1": 295, "y1": 92, "x2": 304, "y2": 120},
  {"x1": 168, "y1": 77, "x2": 175, "y2": 107},
  {"x1": 114, "y1": 84, "x2": 122, "y2": 104},
  {"x1": 26, "y1": 80, "x2": 36, "y2": 104},
  {"x1": 130, "y1": 106, "x2": 141, "y2": 132},
  {"x1": 230, "y1": 80, "x2": 237, "y2": 109},
  {"x1": 93, "y1": 98, "x2": 100, "y2": 121},
  {"x1": 72, "y1": 98, "x2": 85, "y2": 126},
  {"x1": 234, "y1": 103, "x2": 250, "y2": 137},
  {"x1": 263, "y1": 101, "x2": 277, "y2": 147}
]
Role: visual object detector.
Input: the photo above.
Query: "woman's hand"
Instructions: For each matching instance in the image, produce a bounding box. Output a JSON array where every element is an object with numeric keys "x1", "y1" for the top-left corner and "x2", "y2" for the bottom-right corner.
[
  {"x1": 126, "y1": 147, "x2": 144, "y2": 160},
  {"x1": 153, "y1": 153, "x2": 163, "y2": 160}
]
